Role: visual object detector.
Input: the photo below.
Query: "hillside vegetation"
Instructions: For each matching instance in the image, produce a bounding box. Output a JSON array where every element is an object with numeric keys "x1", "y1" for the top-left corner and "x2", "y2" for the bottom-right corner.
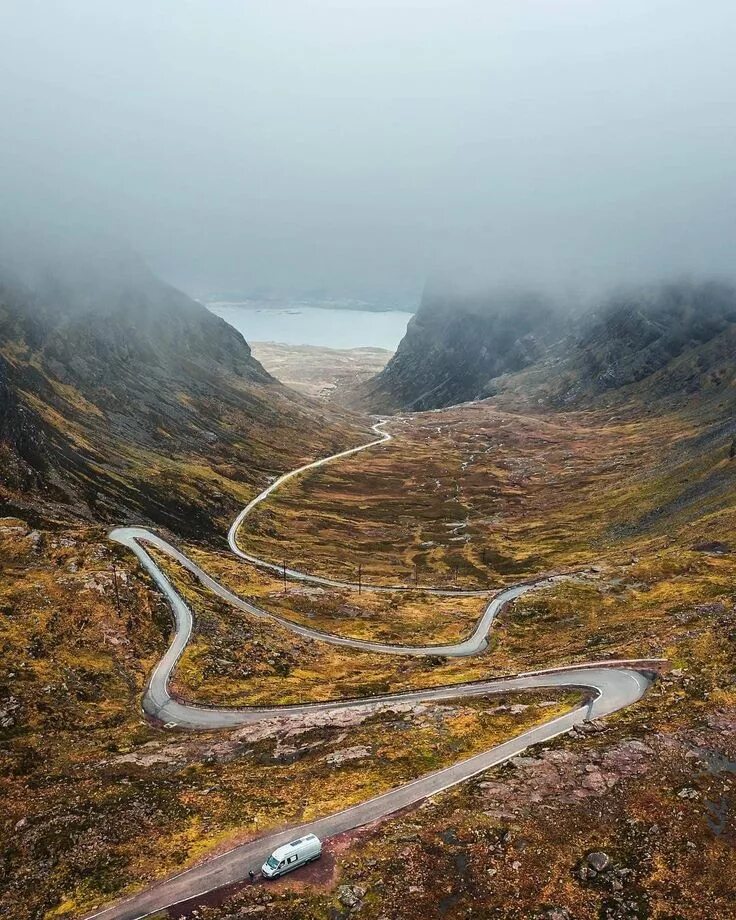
[
  {"x1": 0, "y1": 253, "x2": 365, "y2": 537},
  {"x1": 2, "y1": 264, "x2": 736, "y2": 920}
]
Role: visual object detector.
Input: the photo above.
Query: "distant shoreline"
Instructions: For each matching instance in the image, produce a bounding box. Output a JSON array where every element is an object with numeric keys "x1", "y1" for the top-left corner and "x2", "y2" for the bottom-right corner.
[
  {"x1": 204, "y1": 298, "x2": 415, "y2": 314},
  {"x1": 250, "y1": 340, "x2": 393, "y2": 354},
  {"x1": 208, "y1": 302, "x2": 412, "y2": 351}
]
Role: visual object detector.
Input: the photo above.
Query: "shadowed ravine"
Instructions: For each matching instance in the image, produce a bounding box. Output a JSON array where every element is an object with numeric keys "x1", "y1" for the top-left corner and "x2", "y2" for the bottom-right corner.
[{"x1": 84, "y1": 420, "x2": 660, "y2": 920}]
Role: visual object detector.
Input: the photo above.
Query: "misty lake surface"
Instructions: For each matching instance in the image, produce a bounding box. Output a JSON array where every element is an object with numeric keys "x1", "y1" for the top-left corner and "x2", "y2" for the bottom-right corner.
[{"x1": 208, "y1": 303, "x2": 413, "y2": 350}]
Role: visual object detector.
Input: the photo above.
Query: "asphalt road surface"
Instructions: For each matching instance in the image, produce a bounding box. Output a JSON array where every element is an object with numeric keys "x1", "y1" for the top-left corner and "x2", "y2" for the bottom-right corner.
[{"x1": 84, "y1": 421, "x2": 659, "y2": 920}]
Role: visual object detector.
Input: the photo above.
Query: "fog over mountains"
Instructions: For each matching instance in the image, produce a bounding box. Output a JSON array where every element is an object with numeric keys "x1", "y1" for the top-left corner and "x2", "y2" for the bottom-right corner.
[
  {"x1": 4, "y1": 6, "x2": 736, "y2": 920},
  {"x1": 2, "y1": 0, "x2": 736, "y2": 520},
  {"x1": 0, "y1": 245, "x2": 362, "y2": 534},
  {"x1": 2, "y1": 1, "x2": 736, "y2": 304},
  {"x1": 361, "y1": 279, "x2": 736, "y2": 412}
]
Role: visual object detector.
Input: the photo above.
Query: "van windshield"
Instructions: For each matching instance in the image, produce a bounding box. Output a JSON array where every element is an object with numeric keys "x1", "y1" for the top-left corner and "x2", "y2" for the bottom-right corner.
[{"x1": 266, "y1": 856, "x2": 279, "y2": 869}]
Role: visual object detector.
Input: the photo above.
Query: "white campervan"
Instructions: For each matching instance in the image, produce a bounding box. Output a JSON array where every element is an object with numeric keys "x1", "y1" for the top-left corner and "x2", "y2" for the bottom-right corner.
[{"x1": 261, "y1": 834, "x2": 322, "y2": 879}]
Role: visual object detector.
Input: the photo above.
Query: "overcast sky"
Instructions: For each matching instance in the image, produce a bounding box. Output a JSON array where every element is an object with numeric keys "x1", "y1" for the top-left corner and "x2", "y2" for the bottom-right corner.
[{"x1": 1, "y1": 1, "x2": 735, "y2": 303}]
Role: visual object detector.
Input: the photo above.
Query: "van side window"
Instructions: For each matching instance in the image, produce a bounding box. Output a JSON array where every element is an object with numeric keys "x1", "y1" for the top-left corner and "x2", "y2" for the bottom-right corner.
[{"x1": 287, "y1": 855, "x2": 298, "y2": 864}]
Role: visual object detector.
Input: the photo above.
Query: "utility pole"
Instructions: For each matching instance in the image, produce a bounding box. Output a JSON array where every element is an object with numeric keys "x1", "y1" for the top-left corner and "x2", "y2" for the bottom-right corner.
[
  {"x1": 414, "y1": 563, "x2": 418, "y2": 587},
  {"x1": 282, "y1": 559, "x2": 287, "y2": 589},
  {"x1": 111, "y1": 564, "x2": 122, "y2": 618},
  {"x1": 358, "y1": 564, "x2": 362, "y2": 595}
]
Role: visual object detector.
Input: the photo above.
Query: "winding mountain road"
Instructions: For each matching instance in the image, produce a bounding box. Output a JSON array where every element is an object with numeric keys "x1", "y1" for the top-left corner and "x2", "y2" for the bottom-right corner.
[
  {"x1": 83, "y1": 420, "x2": 660, "y2": 920},
  {"x1": 226, "y1": 419, "x2": 489, "y2": 594}
]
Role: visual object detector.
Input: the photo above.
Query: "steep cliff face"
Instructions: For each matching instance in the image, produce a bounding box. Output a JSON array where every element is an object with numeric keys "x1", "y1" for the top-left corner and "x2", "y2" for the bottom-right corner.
[
  {"x1": 2, "y1": 249, "x2": 269, "y2": 384},
  {"x1": 490, "y1": 280, "x2": 736, "y2": 410},
  {"x1": 0, "y1": 354, "x2": 50, "y2": 492},
  {"x1": 362, "y1": 280, "x2": 736, "y2": 413},
  {"x1": 561, "y1": 281, "x2": 736, "y2": 401},
  {"x1": 361, "y1": 288, "x2": 560, "y2": 411},
  {"x1": 0, "y1": 253, "x2": 362, "y2": 535}
]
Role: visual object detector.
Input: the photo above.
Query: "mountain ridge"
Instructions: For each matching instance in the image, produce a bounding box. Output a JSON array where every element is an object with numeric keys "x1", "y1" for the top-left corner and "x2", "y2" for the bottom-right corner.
[
  {"x1": 359, "y1": 288, "x2": 563, "y2": 412},
  {"x1": 358, "y1": 279, "x2": 736, "y2": 415},
  {"x1": 0, "y1": 253, "x2": 364, "y2": 537}
]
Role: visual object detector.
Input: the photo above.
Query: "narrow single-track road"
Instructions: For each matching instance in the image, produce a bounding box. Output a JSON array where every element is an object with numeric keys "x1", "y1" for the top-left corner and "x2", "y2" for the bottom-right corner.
[
  {"x1": 83, "y1": 420, "x2": 660, "y2": 920},
  {"x1": 226, "y1": 419, "x2": 489, "y2": 594}
]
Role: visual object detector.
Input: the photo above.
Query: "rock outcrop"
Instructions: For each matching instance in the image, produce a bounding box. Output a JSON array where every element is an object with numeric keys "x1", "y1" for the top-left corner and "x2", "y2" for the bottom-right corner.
[
  {"x1": 361, "y1": 279, "x2": 736, "y2": 413},
  {"x1": 360, "y1": 287, "x2": 560, "y2": 411}
]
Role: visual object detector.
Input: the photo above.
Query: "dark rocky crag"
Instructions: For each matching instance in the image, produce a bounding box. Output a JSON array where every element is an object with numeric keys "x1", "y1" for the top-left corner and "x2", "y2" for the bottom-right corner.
[
  {"x1": 553, "y1": 280, "x2": 736, "y2": 403},
  {"x1": 360, "y1": 287, "x2": 562, "y2": 412},
  {"x1": 362, "y1": 279, "x2": 736, "y2": 414}
]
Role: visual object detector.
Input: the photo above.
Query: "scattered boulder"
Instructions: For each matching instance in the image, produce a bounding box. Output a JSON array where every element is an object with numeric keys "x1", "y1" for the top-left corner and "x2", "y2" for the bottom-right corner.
[
  {"x1": 579, "y1": 720, "x2": 607, "y2": 734},
  {"x1": 338, "y1": 884, "x2": 366, "y2": 909},
  {"x1": 692, "y1": 541, "x2": 731, "y2": 555},
  {"x1": 586, "y1": 851, "x2": 612, "y2": 872},
  {"x1": 325, "y1": 745, "x2": 371, "y2": 766},
  {"x1": 0, "y1": 696, "x2": 20, "y2": 729}
]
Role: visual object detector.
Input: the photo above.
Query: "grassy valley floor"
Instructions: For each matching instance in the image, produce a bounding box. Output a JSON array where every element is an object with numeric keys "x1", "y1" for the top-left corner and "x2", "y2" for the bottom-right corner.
[
  {"x1": 149, "y1": 391, "x2": 736, "y2": 920},
  {"x1": 0, "y1": 518, "x2": 578, "y2": 920},
  {"x1": 4, "y1": 381, "x2": 736, "y2": 919},
  {"x1": 154, "y1": 546, "x2": 736, "y2": 920},
  {"x1": 232, "y1": 401, "x2": 728, "y2": 590}
]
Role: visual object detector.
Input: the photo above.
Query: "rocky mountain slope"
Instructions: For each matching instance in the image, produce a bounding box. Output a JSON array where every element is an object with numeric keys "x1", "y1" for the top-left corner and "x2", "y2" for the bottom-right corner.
[
  {"x1": 0, "y1": 250, "x2": 363, "y2": 537},
  {"x1": 361, "y1": 280, "x2": 736, "y2": 415},
  {"x1": 360, "y1": 287, "x2": 561, "y2": 411},
  {"x1": 500, "y1": 280, "x2": 736, "y2": 410}
]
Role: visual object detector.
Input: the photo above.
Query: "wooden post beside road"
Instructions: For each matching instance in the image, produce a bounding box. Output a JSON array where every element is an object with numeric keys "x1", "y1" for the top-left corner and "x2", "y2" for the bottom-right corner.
[{"x1": 111, "y1": 564, "x2": 122, "y2": 617}]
